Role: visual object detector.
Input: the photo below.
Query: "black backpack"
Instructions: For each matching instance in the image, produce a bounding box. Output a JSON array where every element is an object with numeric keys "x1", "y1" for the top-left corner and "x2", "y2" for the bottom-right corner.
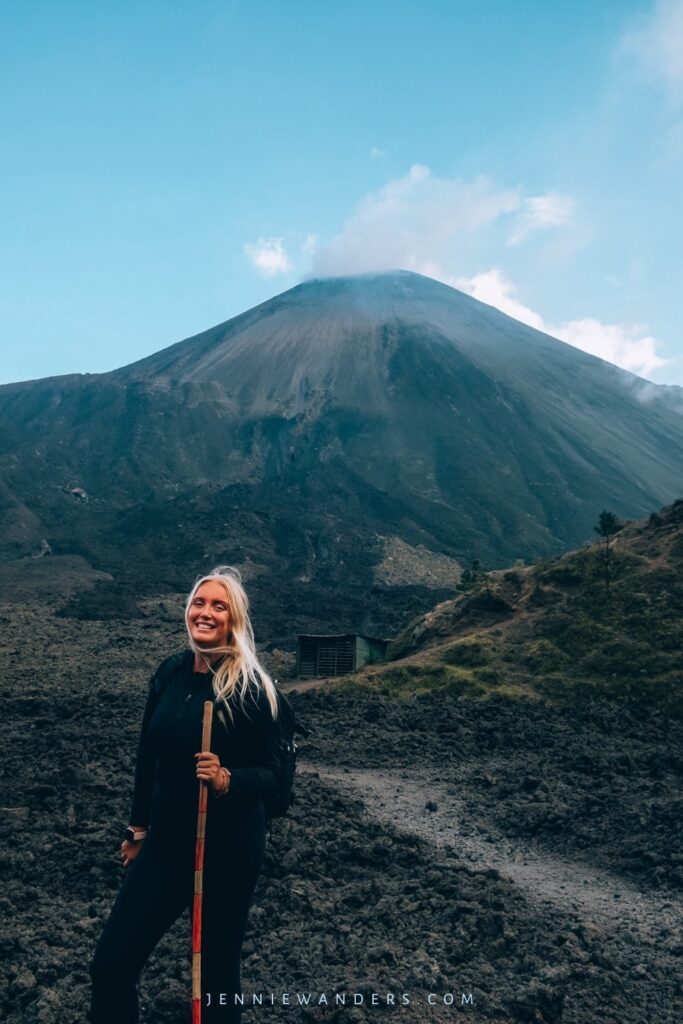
[{"x1": 268, "y1": 687, "x2": 310, "y2": 821}]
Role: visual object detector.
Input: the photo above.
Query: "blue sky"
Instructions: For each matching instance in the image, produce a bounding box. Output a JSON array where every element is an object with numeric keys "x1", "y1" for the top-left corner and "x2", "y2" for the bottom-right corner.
[{"x1": 2, "y1": 0, "x2": 683, "y2": 385}]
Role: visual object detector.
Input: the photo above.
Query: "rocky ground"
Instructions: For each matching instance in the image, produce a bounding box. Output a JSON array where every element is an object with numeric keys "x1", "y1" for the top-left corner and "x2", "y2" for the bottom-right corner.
[{"x1": 0, "y1": 603, "x2": 681, "y2": 1023}]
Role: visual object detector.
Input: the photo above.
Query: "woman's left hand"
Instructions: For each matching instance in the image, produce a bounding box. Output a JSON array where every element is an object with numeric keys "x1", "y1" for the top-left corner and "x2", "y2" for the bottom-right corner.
[{"x1": 194, "y1": 750, "x2": 227, "y2": 793}]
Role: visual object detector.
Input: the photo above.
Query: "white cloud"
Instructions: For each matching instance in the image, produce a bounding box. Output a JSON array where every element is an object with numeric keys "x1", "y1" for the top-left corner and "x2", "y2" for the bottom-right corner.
[
  {"x1": 621, "y1": 0, "x2": 683, "y2": 104},
  {"x1": 452, "y1": 268, "x2": 546, "y2": 330},
  {"x1": 554, "y1": 318, "x2": 667, "y2": 377},
  {"x1": 244, "y1": 237, "x2": 292, "y2": 276},
  {"x1": 454, "y1": 268, "x2": 668, "y2": 379},
  {"x1": 311, "y1": 165, "x2": 521, "y2": 277},
  {"x1": 301, "y1": 233, "x2": 318, "y2": 257},
  {"x1": 310, "y1": 166, "x2": 576, "y2": 277},
  {"x1": 507, "y1": 193, "x2": 575, "y2": 246},
  {"x1": 630, "y1": 378, "x2": 683, "y2": 408}
]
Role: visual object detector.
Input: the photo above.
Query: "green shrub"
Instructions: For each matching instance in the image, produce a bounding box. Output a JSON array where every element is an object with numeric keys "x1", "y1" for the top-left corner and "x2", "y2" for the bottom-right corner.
[
  {"x1": 542, "y1": 564, "x2": 584, "y2": 586},
  {"x1": 474, "y1": 667, "x2": 501, "y2": 685},
  {"x1": 578, "y1": 638, "x2": 668, "y2": 679},
  {"x1": 524, "y1": 638, "x2": 570, "y2": 673},
  {"x1": 443, "y1": 637, "x2": 493, "y2": 667}
]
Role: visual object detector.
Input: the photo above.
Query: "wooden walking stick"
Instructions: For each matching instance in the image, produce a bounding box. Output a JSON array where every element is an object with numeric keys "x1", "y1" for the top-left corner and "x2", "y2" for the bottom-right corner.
[{"x1": 192, "y1": 700, "x2": 214, "y2": 1024}]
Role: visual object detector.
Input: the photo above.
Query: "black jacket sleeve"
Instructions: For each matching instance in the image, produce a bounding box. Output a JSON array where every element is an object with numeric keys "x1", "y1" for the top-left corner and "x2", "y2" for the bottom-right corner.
[
  {"x1": 128, "y1": 672, "x2": 161, "y2": 826},
  {"x1": 222, "y1": 687, "x2": 281, "y2": 805}
]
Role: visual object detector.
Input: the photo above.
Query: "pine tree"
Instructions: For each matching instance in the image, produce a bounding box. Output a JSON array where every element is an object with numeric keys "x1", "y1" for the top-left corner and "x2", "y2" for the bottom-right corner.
[{"x1": 593, "y1": 510, "x2": 622, "y2": 598}]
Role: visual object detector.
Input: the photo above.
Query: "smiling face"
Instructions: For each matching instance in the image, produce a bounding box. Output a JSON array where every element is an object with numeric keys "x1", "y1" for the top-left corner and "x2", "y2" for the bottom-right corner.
[{"x1": 186, "y1": 580, "x2": 232, "y2": 650}]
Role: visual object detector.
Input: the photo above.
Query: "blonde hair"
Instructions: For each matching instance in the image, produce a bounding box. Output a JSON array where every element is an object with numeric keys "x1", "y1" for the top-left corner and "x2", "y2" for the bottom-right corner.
[{"x1": 184, "y1": 565, "x2": 278, "y2": 723}]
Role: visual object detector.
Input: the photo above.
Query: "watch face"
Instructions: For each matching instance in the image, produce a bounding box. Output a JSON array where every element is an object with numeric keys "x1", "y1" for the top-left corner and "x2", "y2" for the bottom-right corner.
[{"x1": 124, "y1": 828, "x2": 135, "y2": 843}]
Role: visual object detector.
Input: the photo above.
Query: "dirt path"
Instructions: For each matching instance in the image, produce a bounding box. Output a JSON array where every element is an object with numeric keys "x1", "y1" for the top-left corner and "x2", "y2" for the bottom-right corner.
[{"x1": 300, "y1": 762, "x2": 683, "y2": 949}]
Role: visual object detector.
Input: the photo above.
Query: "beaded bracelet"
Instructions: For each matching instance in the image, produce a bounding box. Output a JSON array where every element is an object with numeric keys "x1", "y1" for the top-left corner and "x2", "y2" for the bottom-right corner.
[{"x1": 212, "y1": 767, "x2": 231, "y2": 799}]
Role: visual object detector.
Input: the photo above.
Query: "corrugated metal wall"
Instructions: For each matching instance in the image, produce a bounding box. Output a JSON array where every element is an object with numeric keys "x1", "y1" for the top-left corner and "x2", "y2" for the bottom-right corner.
[{"x1": 298, "y1": 635, "x2": 356, "y2": 679}]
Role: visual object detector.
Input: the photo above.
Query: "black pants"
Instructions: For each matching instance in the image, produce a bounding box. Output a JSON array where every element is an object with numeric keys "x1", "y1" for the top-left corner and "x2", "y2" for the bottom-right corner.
[{"x1": 91, "y1": 790, "x2": 267, "y2": 1023}]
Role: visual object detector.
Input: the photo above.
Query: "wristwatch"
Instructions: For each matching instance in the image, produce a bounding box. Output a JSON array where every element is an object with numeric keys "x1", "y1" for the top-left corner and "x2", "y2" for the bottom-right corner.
[{"x1": 124, "y1": 827, "x2": 148, "y2": 843}]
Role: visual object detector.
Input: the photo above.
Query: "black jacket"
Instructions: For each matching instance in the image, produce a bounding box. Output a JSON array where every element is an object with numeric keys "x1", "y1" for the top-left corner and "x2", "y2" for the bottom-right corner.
[{"x1": 129, "y1": 651, "x2": 281, "y2": 827}]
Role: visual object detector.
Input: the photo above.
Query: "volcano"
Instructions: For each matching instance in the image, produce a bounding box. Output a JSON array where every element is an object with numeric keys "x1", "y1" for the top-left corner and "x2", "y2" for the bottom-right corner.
[{"x1": 0, "y1": 271, "x2": 680, "y2": 641}]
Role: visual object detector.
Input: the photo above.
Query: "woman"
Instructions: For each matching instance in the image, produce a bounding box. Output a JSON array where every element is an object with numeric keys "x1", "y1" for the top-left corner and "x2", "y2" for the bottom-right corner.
[{"x1": 91, "y1": 566, "x2": 281, "y2": 1023}]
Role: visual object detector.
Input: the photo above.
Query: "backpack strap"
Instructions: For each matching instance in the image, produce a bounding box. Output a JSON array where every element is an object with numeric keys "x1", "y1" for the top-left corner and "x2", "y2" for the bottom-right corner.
[{"x1": 151, "y1": 650, "x2": 193, "y2": 700}]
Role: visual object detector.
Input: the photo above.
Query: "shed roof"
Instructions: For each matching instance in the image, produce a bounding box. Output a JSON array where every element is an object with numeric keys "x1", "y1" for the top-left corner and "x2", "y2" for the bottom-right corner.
[{"x1": 297, "y1": 633, "x2": 391, "y2": 643}]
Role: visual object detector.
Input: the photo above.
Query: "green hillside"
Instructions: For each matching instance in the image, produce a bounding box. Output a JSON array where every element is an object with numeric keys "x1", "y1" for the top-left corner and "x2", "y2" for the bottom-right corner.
[{"x1": 344, "y1": 498, "x2": 683, "y2": 715}]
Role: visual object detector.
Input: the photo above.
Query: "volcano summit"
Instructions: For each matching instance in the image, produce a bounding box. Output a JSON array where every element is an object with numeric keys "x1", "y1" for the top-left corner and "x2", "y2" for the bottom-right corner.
[{"x1": 0, "y1": 271, "x2": 680, "y2": 639}]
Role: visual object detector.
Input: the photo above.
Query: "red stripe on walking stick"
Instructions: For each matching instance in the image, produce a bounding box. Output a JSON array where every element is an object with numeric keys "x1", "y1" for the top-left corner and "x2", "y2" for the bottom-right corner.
[
  {"x1": 192, "y1": 892, "x2": 202, "y2": 948},
  {"x1": 193, "y1": 700, "x2": 213, "y2": 1024}
]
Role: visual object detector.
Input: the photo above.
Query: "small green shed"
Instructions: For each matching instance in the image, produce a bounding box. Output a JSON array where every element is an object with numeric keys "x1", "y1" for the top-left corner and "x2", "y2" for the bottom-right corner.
[{"x1": 296, "y1": 633, "x2": 389, "y2": 679}]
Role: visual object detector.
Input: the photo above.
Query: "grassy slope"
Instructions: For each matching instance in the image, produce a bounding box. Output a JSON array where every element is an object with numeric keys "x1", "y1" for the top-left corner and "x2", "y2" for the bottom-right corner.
[{"x1": 336, "y1": 499, "x2": 683, "y2": 715}]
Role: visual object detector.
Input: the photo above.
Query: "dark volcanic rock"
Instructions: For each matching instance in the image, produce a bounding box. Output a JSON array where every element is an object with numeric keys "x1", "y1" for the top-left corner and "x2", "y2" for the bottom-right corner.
[{"x1": 0, "y1": 605, "x2": 681, "y2": 1023}]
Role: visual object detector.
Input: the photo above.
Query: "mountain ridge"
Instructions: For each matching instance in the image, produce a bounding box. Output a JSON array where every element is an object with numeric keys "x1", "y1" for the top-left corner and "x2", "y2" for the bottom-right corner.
[{"x1": 0, "y1": 271, "x2": 680, "y2": 642}]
